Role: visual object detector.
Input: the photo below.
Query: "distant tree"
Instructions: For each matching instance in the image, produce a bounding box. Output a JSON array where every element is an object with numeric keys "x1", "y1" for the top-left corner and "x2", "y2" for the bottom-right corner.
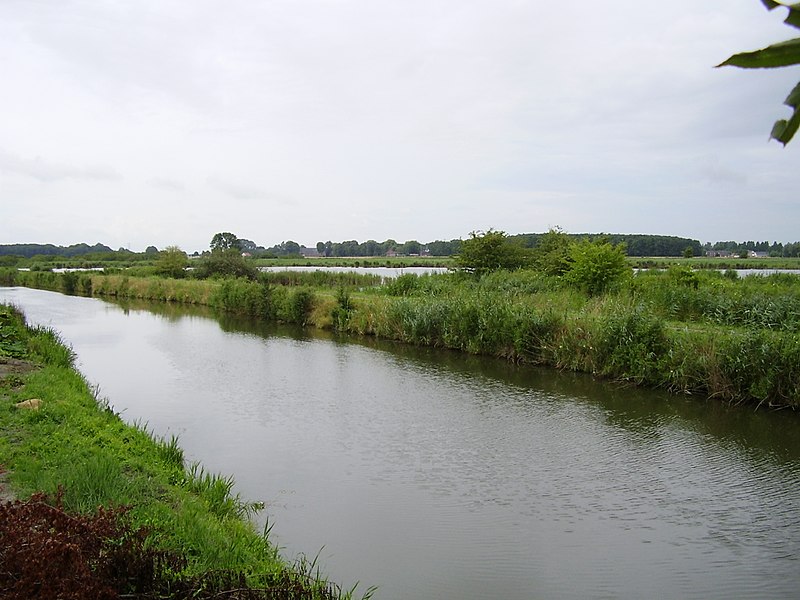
[
  {"x1": 282, "y1": 240, "x2": 301, "y2": 256},
  {"x1": 334, "y1": 240, "x2": 360, "y2": 257},
  {"x1": 532, "y1": 227, "x2": 573, "y2": 276},
  {"x1": 378, "y1": 239, "x2": 397, "y2": 256},
  {"x1": 455, "y1": 230, "x2": 530, "y2": 276},
  {"x1": 316, "y1": 242, "x2": 326, "y2": 256},
  {"x1": 210, "y1": 232, "x2": 241, "y2": 251},
  {"x1": 718, "y1": 1, "x2": 800, "y2": 145},
  {"x1": 155, "y1": 246, "x2": 188, "y2": 278},
  {"x1": 401, "y1": 240, "x2": 422, "y2": 255},
  {"x1": 195, "y1": 248, "x2": 257, "y2": 280},
  {"x1": 683, "y1": 246, "x2": 694, "y2": 259},
  {"x1": 564, "y1": 239, "x2": 630, "y2": 296},
  {"x1": 238, "y1": 238, "x2": 258, "y2": 253},
  {"x1": 426, "y1": 239, "x2": 461, "y2": 256},
  {"x1": 145, "y1": 245, "x2": 159, "y2": 255},
  {"x1": 363, "y1": 239, "x2": 379, "y2": 256}
]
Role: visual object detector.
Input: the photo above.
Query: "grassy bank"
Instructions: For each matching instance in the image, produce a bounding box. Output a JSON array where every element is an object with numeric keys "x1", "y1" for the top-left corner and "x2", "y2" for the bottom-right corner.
[
  {"x1": 3, "y1": 266, "x2": 800, "y2": 408},
  {"x1": 0, "y1": 303, "x2": 367, "y2": 599},
  {"x1": 629, "y1": 256, "x2": 800, "y2": 270}
]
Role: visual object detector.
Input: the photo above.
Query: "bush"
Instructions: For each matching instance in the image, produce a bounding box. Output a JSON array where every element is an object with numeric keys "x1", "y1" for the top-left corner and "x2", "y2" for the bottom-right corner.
[
  {"x1": 564, "y1": 239, "x2": 630, "y2": 296},
  {"x1": 0, "y1": 492, "x2": 185, "y2": 600},
  {"x1": 212, "y1": 279, "x2": 273, "y2": 319},
  {"x1": 194, "y1": 250, "x2": 257, "y2": 280},
  {"x1": 284, "y1": 288, "x2": 314, "y2": 325},
  {"x1": 455, "y1": 229, "x2": 530, "y2": 276},
  {"x1": 385, "y1": 273, "x2": 420, "y2": 296},
  {"x1": 592, "y1": 305, "x2": 668, "y2": 384}
]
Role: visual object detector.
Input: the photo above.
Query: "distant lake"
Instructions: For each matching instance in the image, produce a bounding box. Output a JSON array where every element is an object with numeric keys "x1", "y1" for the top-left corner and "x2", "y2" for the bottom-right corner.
[{"x1": 259, "y1": 265, "x2": 449, "y2": 278}]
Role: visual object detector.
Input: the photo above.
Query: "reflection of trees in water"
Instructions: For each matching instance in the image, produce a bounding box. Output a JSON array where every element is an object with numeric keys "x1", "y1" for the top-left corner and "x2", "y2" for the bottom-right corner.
[{"x1": 105, "y1": 292, "x2": 800, "y2": 465}]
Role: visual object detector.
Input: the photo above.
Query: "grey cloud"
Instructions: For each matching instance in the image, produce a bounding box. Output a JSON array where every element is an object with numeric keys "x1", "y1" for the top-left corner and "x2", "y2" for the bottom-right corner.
[
  {"x1": 0, "y1": 150, "x2": 121, "y2": 183},
  {"x1": 694, "y1": 159, "x2": 748, "y2": 186},
  {"x1": 206, "y1": 176, "x2": 271, "y2": 201},
  {"x1": 150, "y1": 177, "x2": 186, "y2": 191}
]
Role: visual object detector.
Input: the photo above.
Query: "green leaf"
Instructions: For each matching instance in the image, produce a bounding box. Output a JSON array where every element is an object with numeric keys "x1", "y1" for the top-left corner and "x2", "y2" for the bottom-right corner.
[
  {"x1": 718, "y1": 37, "x2": 800, "y2": 68},
  {"x1": 771, "y1": 81, "x2": 800, "y2": 144},
  {"x1": 760, "y1": 0, "x2": 800, "y2": 29},
  {"x1": 771, "y1": 111, "x2": 800, "y2": 144},
  {"x1": 721, "y1": 1, "x2": 800, "y2": 145},
  {"x1": 785, "y1": 80, "x2": 800, "y2": 108}
]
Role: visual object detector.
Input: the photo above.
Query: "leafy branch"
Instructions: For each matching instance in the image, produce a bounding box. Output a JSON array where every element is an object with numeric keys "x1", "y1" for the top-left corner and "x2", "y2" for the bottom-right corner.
[{"x1": 718, "y1": 0, "x2": 800, "y2": 145}]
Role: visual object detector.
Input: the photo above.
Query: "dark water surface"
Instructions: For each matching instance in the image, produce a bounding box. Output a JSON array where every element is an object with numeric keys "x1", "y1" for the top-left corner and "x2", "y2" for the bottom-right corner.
[{"x1": 3, "y1": 287, "x2": 800, "y2": 599}]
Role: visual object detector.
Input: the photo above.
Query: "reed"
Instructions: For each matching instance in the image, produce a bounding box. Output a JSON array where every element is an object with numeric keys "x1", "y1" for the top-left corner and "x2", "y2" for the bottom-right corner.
[{"x1": 4, "y1": 266, "x2": 799, "y2": 407}]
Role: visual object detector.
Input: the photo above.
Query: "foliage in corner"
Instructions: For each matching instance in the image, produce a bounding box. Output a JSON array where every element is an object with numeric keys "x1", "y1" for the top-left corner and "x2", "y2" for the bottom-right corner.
[{"x1": 718, "y1": 0, "x2": 800, "y2": 145}]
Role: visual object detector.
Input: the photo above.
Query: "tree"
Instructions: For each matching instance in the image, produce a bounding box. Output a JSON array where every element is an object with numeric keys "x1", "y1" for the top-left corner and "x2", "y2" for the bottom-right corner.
[
  {"x1": 145, "y1": 245, "x2": 159, "y2": 255},
  {"x1": 282, "y1": 240, "x2": 301, "y2": 256},
  {"x1": 455, "y1": 229, "x2": 530, "y2": 276},
  {"x1": 316, "y1": 242, "x2": 326, "y2": 256},
  {"x1": 400, "y1": 240, "x2": 421, "y2": 255},
  {"x1": 564, "y1": 239, "x2": 630, "y2": 296},
  {"x1": 238, "y1": 238, "x2": 258, "y2": 253},
  {"x1": 195, "y1": 248, "x2": 257, "y2": 280},
  {"x1": 155, "y1": 246, "x2": 188, "y2": 278},
  {"x1": 532, "y1": 227, "x2": 573, "y2": 276},
  {"x1": 210, "y1": 232, "x2": 241, "y2": 251},
  {"x1": 719, "y1": 1, "x2": 800, "y2": 145},
  {"x1": 683, "y1": 246, "x2": 694, "y2": 259}
]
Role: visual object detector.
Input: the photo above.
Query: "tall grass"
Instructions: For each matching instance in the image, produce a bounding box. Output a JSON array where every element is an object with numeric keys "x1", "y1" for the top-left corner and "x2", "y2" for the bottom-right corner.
[
  {"x1": 5, "y1": 266, "x2": 800, "y2": 407},
  {"x1": 633, "y1": 268, "x2": 800, "y2": 331}
]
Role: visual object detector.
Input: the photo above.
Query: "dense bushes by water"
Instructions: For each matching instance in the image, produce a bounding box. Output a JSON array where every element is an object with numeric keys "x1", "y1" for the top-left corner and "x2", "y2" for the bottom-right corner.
[{"x1": 3, "y1": 266, "x2": 799, "y2": 408}]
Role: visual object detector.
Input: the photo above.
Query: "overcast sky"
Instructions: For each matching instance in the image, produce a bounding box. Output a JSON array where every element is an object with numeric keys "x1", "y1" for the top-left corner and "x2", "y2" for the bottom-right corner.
[{"x1": 1, "y1": 0, "x2": 798, "y2": 253}]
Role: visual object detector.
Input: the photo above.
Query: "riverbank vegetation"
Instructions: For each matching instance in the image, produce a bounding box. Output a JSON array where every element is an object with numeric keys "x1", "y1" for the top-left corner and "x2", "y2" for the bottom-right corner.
[
  {"x1": 0, "y1": 304, "x2": 371, "y2": 599},
  {"x1": 2, "y1": 229, "x2": 799, "y2": 409}
]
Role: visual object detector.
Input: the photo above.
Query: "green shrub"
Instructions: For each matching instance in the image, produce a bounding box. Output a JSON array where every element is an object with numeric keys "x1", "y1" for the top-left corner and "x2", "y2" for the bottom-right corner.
[
  {"x1": 284, "y1": 288, "x2": 314, "y2": 325},
  {"x1": 0, "y1": 268, "x2": 17, "y2": 286},
  {"x1": 565, "y1": 239, "x2": 630, "y2": 296},
  {"x1": 331, "y1": 287, "x2": 353, "y2": 331},
  {"x1": 385, "y1": 273, "x2": 419, "y2": 296},
  {"x1": 592, "y1": 305, "x2": 668, "y2": 384}
]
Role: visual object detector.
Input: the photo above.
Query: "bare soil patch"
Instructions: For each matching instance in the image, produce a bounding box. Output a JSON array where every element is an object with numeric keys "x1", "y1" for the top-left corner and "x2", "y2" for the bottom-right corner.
[{"x1": 0, "y1": 357, "x2": 37, "y2": 379}]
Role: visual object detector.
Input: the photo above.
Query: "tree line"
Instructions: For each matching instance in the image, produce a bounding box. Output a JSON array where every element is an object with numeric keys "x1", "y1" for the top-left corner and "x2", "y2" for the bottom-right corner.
[
  {"x1": 3, "y1": 233, "x2": 800, "y2": 260},
  {"x1": 0, "y1": 243, "x2": 117, "y2": 258},
  {"x1": 705, "y1": 240, "x2": 800, "y2": 257}
]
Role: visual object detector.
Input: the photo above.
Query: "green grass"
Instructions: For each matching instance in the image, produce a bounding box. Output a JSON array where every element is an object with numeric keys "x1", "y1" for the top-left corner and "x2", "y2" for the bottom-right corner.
[{"x1": 630, "y1": 256, "x2": 800, "y2": 270}]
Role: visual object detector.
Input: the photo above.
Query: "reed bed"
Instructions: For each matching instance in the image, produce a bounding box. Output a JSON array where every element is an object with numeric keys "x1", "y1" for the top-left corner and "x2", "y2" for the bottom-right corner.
[{"x1": 3, "y1": 266, "x2": 799, "y2": 407}]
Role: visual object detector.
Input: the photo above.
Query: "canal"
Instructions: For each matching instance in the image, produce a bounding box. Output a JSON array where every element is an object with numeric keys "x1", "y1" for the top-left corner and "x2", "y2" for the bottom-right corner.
[{"x1": 2, "y1": 287, "x2": 799, "y2": 599}]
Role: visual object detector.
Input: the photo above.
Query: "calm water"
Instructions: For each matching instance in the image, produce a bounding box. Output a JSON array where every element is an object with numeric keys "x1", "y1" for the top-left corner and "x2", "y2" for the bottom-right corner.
[
  {"x1": 2, "y1": 287, "x2": 800, "y2": 599},
  {"x1": 259, "y1": 265, "x2": 448, "y2": 277}
]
